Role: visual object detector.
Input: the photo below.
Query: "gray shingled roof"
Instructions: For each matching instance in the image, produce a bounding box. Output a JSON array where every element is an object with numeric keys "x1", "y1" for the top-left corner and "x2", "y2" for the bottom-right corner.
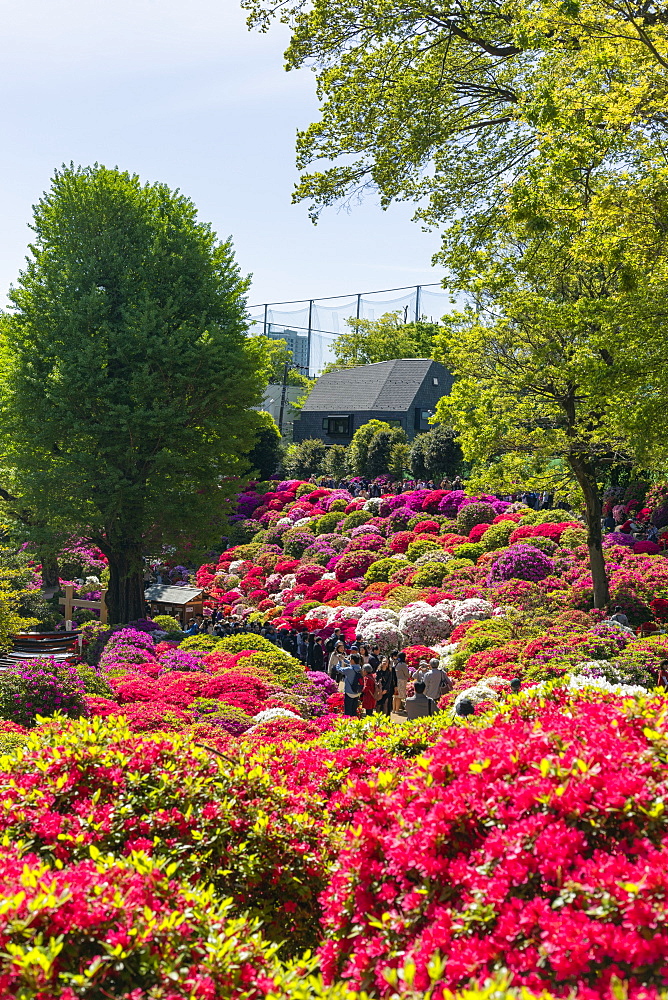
[
  {"x1": 302, "y1": 359, "x2": 441, "y2": 412},
  {"x1": 145, "y1": 585, "x2": 203, "y2": 605}
]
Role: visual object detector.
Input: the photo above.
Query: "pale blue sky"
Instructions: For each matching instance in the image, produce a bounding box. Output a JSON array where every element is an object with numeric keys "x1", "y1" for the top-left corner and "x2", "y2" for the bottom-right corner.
[{"x1": 0, "y1": 0, "x2": 444, "y2": 309}]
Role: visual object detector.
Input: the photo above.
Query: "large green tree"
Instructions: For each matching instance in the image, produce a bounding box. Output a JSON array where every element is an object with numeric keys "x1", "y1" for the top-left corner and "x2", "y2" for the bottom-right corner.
[
  {"x1": 0, "y1": 165, "x2": 270, "y2": 623},
  {"x1": 433, "y1": 168, "x2": 668, "y2": 608},
  {"x1": 410, "y1": 425, "x2": 463, "y2": 483},
  {"x1": 285, "y1": 438, "x2": 328, "y2": 478},
  {"x1": 323, "y1": 313, "x2": 442, "y2": 372},
  {"x1": 347, "y1": 419, "x2": 407, "y2": 478},
  {"x1": 243, "y1": 0, "x2": 668, "y2": 255}
]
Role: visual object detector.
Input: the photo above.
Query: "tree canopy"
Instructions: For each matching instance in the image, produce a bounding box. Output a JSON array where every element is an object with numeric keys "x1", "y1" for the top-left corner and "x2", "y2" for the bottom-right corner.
[
  {"x1": 410, "y1": 425, "x2": 464, "y2": 483},
  {"x1": 323, "y1": 313, "x2": 442, "y2": 372},
  {"x1": 432, "y1": 167, "x2": 668, "y2": 607},
  {"x1": 242, "y1": 0, "x2": 668, "y2": 261},
  {"x1": 347, "y1": 419, "x2": 407, "y2": 478},
  {"x1": 247, "y1": 411, "x2": 283, "y2": 481},
  {"x1": 0, "y1": 164, "x2": 271, "y2": 622}
]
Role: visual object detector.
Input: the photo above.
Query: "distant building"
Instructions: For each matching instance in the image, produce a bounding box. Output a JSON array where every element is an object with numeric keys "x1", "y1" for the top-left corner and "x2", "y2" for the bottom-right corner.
[
  {"x1": 266, "y1": 327, "x2": 310, "y2": 374},
  {"x1": 293, "y1": 358, "x2": 452, "y2": 444}
]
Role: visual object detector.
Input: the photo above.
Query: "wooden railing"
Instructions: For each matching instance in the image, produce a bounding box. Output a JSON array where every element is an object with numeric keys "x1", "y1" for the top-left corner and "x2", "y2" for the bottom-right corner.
[{"x1": 59, "y1": 585, "x2": 108, "y2": 625}]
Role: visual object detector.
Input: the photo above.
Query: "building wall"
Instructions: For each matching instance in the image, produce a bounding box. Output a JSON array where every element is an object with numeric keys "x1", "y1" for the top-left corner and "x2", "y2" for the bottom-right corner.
[
  {"x1": 294, "y1": 408, "x2": 410, "y2": 444},
  {"x1": 266, "y1": 328, "x2": 310, "y2": 374},
  {"x1": 293, "y1": 361, "x2": 454, "y2": 444}
]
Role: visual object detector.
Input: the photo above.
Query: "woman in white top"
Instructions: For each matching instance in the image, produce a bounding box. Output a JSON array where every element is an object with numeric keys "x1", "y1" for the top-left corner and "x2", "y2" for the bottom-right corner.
[{"x1": 328, "y1": 641, "x2": 347, "y2": 678}]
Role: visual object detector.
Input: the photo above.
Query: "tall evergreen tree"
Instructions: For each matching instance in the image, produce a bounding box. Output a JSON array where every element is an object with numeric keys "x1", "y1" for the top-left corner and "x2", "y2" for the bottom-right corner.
[{"x1": 0, "y1": 165, "x2": 269, "y2": 623}]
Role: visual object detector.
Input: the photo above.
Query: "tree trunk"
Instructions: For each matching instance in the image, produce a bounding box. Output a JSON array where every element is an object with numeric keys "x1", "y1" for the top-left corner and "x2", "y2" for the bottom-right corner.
[
  {"x1": 105, "y1": 543, "x2": 146, "y2": 624},
  {"x1": 568, "y1": 456, "x2": 610, "y2": 608},
  {"x1": 40, "y1": 549, "x2": 60, "y2": 590}
]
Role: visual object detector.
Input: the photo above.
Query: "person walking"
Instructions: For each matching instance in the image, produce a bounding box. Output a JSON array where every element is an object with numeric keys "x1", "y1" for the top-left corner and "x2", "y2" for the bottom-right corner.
[
  {"x1": 423, "y1": 657, "x2": 452, "y2": 704},
  {"x1": 311, "y1": 636, "x2": 325, "y2": 671},
  {"x1": 339, "y1": 653, "x2": 363, "y2": 717},
  {"x1": 375, "y1": 656, "x2": 396, "y2": 716},
  {"x1": 296, "y1": 630, "x2": 309, "y2": 663},
  {"x1": 361, "y1": 665, "x2": 377, "y2": 716},
  {"x1": 325, "y1": 628, "x2": 342, "y2": 658},
  {"x1": 393, "y1": 652, "x2": 410, "y2": 713},
  {"x1": 284, "y1": 629, "x2": 298, "y2": 657}
]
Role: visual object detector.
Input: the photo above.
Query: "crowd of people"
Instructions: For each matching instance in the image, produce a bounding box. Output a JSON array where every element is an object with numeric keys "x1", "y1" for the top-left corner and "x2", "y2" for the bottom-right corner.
[
  {"x1": 180, "y1": 613, "x2": 454, "y2": 719},
  {"x1": 309, "y1": 475, "x2": 558, "y2": 510},
  {"x1": 602, "y1": 509, "x2": 662, "y2": 542}
]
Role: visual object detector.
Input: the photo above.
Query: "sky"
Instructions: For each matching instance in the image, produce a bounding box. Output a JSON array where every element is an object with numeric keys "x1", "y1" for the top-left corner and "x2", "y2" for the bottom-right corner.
[{"x1": 0, "y1": 0, "x2": 445, "y2": 312}]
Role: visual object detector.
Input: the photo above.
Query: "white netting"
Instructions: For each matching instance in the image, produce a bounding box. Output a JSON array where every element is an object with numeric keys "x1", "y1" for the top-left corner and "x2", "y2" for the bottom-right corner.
[{"x1": 248, "y1": 283, "x2": 450, "y2": 375}]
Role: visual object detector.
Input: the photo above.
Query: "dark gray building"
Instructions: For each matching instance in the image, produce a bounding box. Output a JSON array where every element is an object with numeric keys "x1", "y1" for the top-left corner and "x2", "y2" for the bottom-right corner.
[{"x1": 293, "y1": 358, "x2": 453, "y2": 444}]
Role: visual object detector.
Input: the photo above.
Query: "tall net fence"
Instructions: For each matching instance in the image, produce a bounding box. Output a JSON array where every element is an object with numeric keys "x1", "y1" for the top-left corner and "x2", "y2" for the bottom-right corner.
[{"x1": 248, "y1": 282, "x2": 449, "y2": 376}]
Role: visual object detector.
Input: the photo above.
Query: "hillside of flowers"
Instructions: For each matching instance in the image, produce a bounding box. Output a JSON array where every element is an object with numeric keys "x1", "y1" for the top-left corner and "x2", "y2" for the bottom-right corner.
[{"x1": 2, "y1": 480, "x2": 668, "y2": 998}]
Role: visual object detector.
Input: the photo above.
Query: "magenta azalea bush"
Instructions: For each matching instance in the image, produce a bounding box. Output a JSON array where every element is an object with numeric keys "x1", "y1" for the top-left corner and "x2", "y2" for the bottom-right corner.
[{"x1": 487, "y1": 544, "x2": 555, "y2": 584}]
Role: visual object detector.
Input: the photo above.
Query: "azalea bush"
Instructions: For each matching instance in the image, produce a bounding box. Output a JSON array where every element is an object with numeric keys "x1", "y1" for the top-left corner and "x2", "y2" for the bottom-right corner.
[
  {"x1": 319, "y1": 685, "x2": 668, "y2": 998},
  {"x1": 0, "y1": 850, "x2": 282, "y2": 999},
  {"x1": 0, "y1": 658, "x2": 87, "y2": 727},
  {"x1": 0, "y1": 716, "x2": 335, "y2": 951}
]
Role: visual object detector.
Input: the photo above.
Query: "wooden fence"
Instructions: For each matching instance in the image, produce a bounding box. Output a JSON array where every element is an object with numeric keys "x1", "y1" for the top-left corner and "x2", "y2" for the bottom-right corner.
[{"x1": 59, "y1": 585, "x2": 108, "y2": 625}]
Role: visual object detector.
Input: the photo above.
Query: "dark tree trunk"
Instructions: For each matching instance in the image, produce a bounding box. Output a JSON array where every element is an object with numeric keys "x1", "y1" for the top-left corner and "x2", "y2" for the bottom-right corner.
[
  {"x1": 40, "y1": 550, "x2": 60, "y2": 589},
  {"x1": 105, "y1": 543, "x2": 146, "y2": 624},
  {"x1": 568, "y1": 455, "x2": 610, "y2": 609}
]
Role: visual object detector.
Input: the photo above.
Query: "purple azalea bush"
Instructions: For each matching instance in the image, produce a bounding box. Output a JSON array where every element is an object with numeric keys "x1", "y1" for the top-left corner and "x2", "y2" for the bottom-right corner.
[
  {"x1": 0, "y1": 658, "x2": 87, "y2": 727},
  {"x1": 487, "y1": 544, "x2": 555, "y2": 584}
]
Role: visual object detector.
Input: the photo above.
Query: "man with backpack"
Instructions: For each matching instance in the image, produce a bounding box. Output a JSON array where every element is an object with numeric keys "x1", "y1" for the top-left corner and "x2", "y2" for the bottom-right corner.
[{"x1": 339, "y1": 652, "x2": 363, "y2": 717}]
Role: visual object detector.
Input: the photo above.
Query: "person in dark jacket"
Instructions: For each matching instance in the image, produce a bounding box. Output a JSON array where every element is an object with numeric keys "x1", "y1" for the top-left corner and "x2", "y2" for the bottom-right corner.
[
  {"x1": 375, "y1": 656, "x2": 396, "y2": 717},
  {"x1": 306, "y1": 633, "x2": 316, "y2": 669},
  {"x1": 311, "y1": 636, "x2": 325, "y2": 671},
  {"x1": 297, "y1": 630, "x2": 309, "y2": 663},
  {"x1": 325, "y1": 629, "x2": 342, "y2": 657},
  {"x1": 284, "y1": 630, "x2": 298, "y2": 657}
]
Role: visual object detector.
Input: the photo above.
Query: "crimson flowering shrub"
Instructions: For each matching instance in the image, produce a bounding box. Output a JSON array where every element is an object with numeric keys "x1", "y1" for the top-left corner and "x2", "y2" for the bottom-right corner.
[
  {"x1": 0, "y1": 849, "x2": 286, "y2": 999},
  {"x1": 388, "y1": 530, "x2": 416, "y2": 554},
  {"x1": 334, "y1": 550, "x2": 379, "y2": 583},
  {"x1": 121, "y1": 701, "x2": 193, "y2": 732},
  {"x1": 402, "y1": 644, "x2": 437, "y2": 667},
  {"x1": 202, "y1": 650, "x2": 239, "y2": 672},
  {"x1": 509, "y1": 522, "x2": 579, "y2": 545},
  {"x1": 242, "y1": 715, "x2": 335, "y2": 747},
  {"x1": 295, "y1": 563, "x2": 327, "y2": 585},
  {"x1": 320, "y1": 687, "x2": 668, "y2": 998},
  {"x1": 0, "y1": 716, "x2": 335, "y2": 951}
]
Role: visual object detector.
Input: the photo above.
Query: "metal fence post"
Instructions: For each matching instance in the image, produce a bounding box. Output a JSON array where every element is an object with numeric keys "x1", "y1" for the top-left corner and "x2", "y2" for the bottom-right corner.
[{"x1": 307, "y1": 299, "x2": 313, "y2": 375}]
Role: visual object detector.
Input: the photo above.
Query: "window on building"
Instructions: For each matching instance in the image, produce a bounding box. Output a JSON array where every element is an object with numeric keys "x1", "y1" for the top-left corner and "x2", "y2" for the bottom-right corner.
[
  {"x1": 432, "y1": 377, "x2": 439, "y2": 386},
  {"x1": 387, "y1": 419, "x2": 403, "y2": 429},
  {"x1": 414, "y1": 408, "x2": 433, "y2": 431},
  {"x1": 323, "y1": 415, "x2": 352, "y2": 436}
]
